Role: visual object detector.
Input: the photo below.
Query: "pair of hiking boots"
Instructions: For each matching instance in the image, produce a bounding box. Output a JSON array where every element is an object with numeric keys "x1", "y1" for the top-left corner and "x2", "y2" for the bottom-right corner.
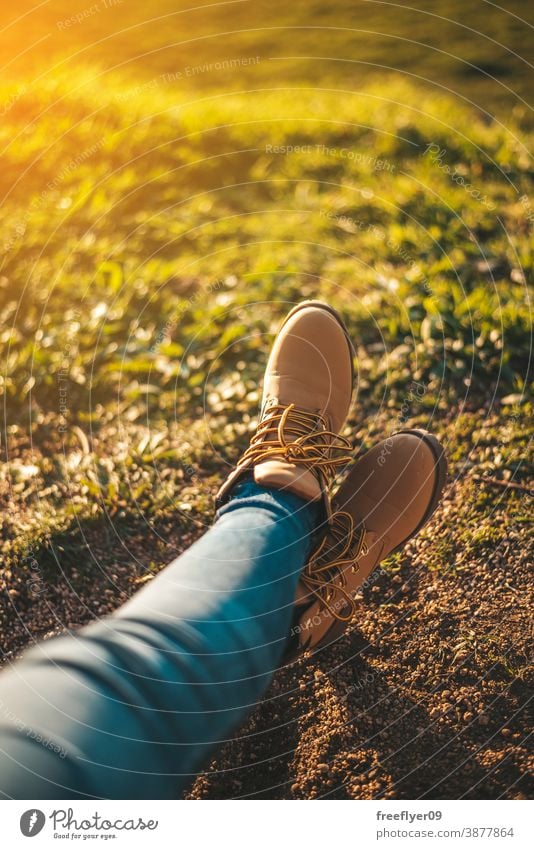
[{"x1": 216, "y1": 302, "x2": 447, "y2": 658}]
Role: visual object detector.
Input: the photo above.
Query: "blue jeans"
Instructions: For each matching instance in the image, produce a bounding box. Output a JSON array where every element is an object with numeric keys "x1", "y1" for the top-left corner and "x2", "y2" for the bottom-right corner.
[{"x1": 0, "y1": 482, "x2": 319, "y2": 799}]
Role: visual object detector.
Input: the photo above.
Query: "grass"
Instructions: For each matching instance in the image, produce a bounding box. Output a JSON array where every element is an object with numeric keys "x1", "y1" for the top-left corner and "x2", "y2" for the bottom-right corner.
[{"x1": 0, "y1": 65, "x2": 532, "y2": 566}]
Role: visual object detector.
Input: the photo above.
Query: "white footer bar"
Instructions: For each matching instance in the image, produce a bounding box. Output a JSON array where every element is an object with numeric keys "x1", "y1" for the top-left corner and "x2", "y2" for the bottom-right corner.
[{"x1": 2, "y1": 799, "x2": 531, "y2": 848}]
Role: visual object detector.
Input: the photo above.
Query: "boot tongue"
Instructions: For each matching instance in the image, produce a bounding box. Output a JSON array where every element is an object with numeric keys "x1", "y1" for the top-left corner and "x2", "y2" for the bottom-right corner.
[{"x1": 254, "y1": 459, "x2": 323, "y2": 501}]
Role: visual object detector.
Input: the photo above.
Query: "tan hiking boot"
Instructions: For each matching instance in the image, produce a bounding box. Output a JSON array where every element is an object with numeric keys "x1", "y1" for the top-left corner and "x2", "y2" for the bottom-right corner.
[
  {"x1": 216, "y1": 301, "x2": 355, "y2": 515},
  {"x1": 286, "y1": 428, "x2": 447, "y2": 657}
]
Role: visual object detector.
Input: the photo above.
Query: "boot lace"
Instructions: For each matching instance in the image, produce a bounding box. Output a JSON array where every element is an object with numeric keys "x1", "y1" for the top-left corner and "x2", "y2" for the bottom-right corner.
[
  {"x1": 301, "y1": 511, "x2": 369, "y2": 621},
  {"x1": 240, "y1": 403, "x2": 352, "y2": 481}
]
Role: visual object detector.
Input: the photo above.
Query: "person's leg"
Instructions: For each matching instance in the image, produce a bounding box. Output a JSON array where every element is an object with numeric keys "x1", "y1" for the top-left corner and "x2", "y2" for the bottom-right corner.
[{"x1": 0, "y1": 481, "x2": 319, "y2": 799}]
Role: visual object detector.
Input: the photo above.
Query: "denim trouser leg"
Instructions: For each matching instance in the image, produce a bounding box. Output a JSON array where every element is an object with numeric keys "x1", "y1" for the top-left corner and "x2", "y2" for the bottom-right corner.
[{"x1": 0, "y1": 482, "x2": 319, "y2": 799}]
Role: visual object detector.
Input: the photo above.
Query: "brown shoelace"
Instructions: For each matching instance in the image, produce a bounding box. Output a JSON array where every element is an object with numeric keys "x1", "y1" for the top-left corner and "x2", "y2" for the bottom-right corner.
[
  {"x1": 239, "y1": 403, "x2": 352, "y2": 482},
  {"x1": 301, "y1": 511, "x2": 369, "y2": 621}
]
